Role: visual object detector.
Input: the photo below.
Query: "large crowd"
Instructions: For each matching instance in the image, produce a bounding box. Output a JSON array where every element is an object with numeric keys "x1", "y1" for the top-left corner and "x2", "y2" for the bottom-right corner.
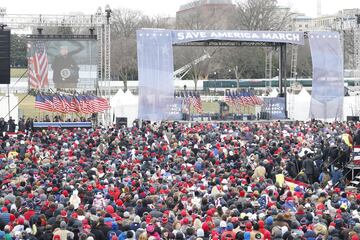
[{"x1": 0, "y1": 120, "x2": 360, "y2": 240}]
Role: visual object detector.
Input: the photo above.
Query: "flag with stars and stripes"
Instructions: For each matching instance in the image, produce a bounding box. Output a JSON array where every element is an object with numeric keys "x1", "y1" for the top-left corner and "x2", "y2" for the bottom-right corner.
[{"x1": 28, "y1": 41, "x2": 49, "y2": 89}]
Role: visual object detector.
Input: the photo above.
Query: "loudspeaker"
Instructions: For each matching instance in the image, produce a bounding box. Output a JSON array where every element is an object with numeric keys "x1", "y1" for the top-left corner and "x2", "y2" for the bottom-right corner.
[
  {"x1": 116, "y1": 117, "x2": 127, "y2": 128},
  {"x1": 347, "y1": 116, "x2": 359, "y2": 122},
  {"x1": 0, "y1": 30, "x2": 10, "y2": 84}
]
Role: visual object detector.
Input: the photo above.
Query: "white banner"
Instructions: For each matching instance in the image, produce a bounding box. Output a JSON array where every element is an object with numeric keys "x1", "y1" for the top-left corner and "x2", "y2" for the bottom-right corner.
[{"x1": 309, "y1": 32, "x2": 344, "y2": 120}]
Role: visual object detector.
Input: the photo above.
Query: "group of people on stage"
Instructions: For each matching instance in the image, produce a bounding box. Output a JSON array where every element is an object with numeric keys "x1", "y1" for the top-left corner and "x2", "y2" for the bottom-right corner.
[{"x1": 0, "y1": 120, "x2": 359, "y2": 239}]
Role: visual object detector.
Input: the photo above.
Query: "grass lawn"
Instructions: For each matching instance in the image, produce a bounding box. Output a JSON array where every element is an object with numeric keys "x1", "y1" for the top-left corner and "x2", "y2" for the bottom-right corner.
[{"x1": 11, "y1": 68, "x2": 27, "y2": 78}]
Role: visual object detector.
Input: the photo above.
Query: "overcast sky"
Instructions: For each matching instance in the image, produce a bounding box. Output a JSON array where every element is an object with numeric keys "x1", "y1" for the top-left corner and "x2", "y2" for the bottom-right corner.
[{"x1": 1, "y1": 0, "x2": 359, "y2": 17}]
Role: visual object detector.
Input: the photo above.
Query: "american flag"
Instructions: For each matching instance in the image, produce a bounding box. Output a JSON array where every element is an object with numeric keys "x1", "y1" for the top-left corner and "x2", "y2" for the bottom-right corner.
[
  {"x1": 77, "y1": 95, "x2": 91, "y2": 114},
  {"x1": 224, "y1": 90, "x2": 232, "y2": 104},
  {"x1": 43, "y1": 95, "x2": 55, "y2": 112},
  {"x1": 242, "y1": 92, "x2": 254, "y2": 106},
  {"x1": 36, "y1": 93, "x2": 110, "y2": 114},
  {"x1": 189, "y1": 91, "x2": 197, "y2": 108},
  {"x1": 193, "y1": 92, "x2": 203, "y2": 113},
  {"x1": 53, "y1": 94, "x2": 67, "y2": 113},
  {"x1": 249, "y1": 92, "x2": 259, "y2": 105},
  {"x1": 183, "y1": 91, "x2": 191, "y2": 106},
  {"x1": 65, "y1": 96, "x2": 77, "y2": 113},
  {"x1": 35, "y1": 94, "x2": 53, "y2": 112},
  {"x1": 92, "y1": 95, "x2": 110, "y2": 112},
  {"x1": 28, "y1": 41, "x2": 49, "y2": 89}
]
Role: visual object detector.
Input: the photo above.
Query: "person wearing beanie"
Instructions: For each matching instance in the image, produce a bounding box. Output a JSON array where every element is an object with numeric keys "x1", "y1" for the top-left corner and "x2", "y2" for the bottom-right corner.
[
  {"x1": 243, "y1": 232, "x2": 251, "y2": 240},
  {"x1": 196, "y1": 228, "x2": 205, "y2": 239},
  {"x1": 53, "y1": 221, "x2": 74, "y2": 240},
  {"x1": 220, "y1": 223, "x2": 236, "y2": 240},
  {"x1": 272, "y1": 226, "x2": 283, "y2": 240},
  {"x1": 264, "y1": 216, "x2": 273, "y2": 231}
]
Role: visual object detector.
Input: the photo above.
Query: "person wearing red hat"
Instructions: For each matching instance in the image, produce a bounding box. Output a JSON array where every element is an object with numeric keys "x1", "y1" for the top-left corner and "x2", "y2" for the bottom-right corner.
[
  {"x1": 258, "y1": 220, "x2": 271, "y2": 240},
  {"x1": 12, "y1": 217, "x2": 25, "y2": 233},
  {"x1": 245, "y1": 221, "x2": 252, "y2": 232}
]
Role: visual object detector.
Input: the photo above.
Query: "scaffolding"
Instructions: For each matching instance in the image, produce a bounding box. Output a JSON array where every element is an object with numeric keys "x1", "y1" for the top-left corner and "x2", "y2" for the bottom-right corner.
[
  {"x1": 355, "y1": 26, "x2": 360, "y2": 78},
  {"x1": 264, "y1": 48, "x2": 272, "y2": 87},
  {"x1": 290, "y1": 45, "x2": 298, "y2": 79},
  {"x1": 0, "y1": 7, "x2": 112, "y2": 125}
]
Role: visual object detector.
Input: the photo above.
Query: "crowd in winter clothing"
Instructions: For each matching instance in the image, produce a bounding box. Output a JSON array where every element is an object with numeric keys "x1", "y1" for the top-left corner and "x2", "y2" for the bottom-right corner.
[{"x1": 0, "y1": 120, "x2": 360, "y2": 239}]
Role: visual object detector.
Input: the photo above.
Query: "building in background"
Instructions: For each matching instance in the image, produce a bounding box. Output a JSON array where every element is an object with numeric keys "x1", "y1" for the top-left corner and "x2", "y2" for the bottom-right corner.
[
  {"x1": 176, "y1": 0, "x2": 235, "y2": 29},
  {"x1": 292, "y1": 14, "x2": 313, "y2": 32}
]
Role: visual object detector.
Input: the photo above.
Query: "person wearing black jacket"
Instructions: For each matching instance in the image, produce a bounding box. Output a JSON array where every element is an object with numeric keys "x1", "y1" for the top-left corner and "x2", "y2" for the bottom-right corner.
[
  {"x1": 90, "y1": 221, "x2": 106, "y2": 240},
  {"x1": 302, "y1": 154, "x2": 315, "y2": 184},
  {"x1": 7, "y1": 117, "x2": 16, "y2": 132},
  {"x1": 0, "y1": 118, "x2": 7, "y2": 136},
  {"x1": 96, "y1": 217, "x2": 111, "y2": 237},
  {"x1": 355, "y1": 128, "x2": 360, "y2": 146},
  {"x1": 52, "y1": 42, "x2": 84, "y2": 89}
]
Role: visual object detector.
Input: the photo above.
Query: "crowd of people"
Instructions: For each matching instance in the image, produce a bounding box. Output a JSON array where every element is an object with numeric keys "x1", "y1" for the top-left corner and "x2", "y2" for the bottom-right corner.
[{"x1": 0, "y1": 120, "x2": 360, "y2": 239}]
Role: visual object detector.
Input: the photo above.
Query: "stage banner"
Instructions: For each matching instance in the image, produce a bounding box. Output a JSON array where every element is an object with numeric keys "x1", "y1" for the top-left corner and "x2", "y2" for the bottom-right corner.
[
  {"x1": 164, "y1": 98, "x2": 183, "y2": 120},
  {"x1": 262, "y1": 97, "x2": 286, "y2": 119},
  {"x1": 309, "y1": 32, "x2": 344, "y2": 120},
  {"x1": 137, "y1": 30, "x2": 174, "y2": 121},
  {"x1": 172, "y1": 30, "x2": 304, "y2": 45}
]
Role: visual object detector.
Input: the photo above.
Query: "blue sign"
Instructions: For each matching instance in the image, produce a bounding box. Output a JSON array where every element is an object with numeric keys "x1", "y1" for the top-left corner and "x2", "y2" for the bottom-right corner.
[
  {"x1": 165, "y1": 98, "x2": 183, "y2": 120},
  {"x1": 262, "y1": 97, "x2": 286, "y2": 119}
]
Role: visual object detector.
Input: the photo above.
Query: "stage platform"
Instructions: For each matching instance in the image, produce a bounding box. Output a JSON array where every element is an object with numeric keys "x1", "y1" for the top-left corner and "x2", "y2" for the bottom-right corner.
[{"x1": 33, "y1": 122, "x2": 92, "y2": 128}]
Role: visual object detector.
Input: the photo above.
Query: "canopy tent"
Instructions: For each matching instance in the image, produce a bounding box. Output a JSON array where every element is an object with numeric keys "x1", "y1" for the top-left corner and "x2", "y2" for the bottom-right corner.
[
  {"x1": 343, "y1": 96, "x2": 359, "y2": 118},
  {"x1": 110, "y1": 90, "x2": 138, "y2": 127},
  {"x1": 287, "y1": 88, "x2": 312, "y2": 121},
  {"x1": 268, "y1": 88, "x2": 279, "y2": 98}
]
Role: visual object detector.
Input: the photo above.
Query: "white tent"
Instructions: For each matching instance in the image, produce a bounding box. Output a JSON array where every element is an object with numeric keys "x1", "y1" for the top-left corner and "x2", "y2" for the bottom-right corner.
[
  {"x1": 110, "y1": 90, "x2": 138, "y2": 127},
  {"x1": 287, "y1": 88, "x2": 311, "y2": 121},
  {"x1": 268, "y1": 88, "x2": 279, "y2": 97},
  {"x1": 0, "y1": 94, "x2": 19, "y2": 123},
  {"x1": 343, "y1": 96, "x2": 359, "y2": 119}
]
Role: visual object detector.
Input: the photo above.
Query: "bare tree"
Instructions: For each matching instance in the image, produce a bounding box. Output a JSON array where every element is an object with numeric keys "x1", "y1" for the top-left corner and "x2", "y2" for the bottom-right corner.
[
  {"x1": 295, "y1": 42, "x2": 312, "y2": 78},
  {"x1": 111, "y1": 37, "x2": 137, "y2": 91},
  {"x1": 231, "y1": 0, "x2": 293, "y2": 30},
  {"x1": 111, "y1": 8, "x2": 144, "y2": 38}
]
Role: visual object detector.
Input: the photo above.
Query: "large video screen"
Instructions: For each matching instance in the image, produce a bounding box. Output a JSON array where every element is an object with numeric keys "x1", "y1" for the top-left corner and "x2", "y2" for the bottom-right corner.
[{"x1": 27, "y1": 38, "x2": 97, "y2": 89}]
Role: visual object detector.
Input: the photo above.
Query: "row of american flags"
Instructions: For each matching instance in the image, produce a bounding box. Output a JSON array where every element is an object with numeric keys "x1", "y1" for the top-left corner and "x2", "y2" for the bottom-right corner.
[
  {"x1": 175, "y1": 91, "x2": 203, "y2": 113},
  {"x1": 224, "y1": 90, "x2": 264, "y2": 110},
  {"x1": 35, "y1": 93, "x2": 110, "y2": 114}
]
